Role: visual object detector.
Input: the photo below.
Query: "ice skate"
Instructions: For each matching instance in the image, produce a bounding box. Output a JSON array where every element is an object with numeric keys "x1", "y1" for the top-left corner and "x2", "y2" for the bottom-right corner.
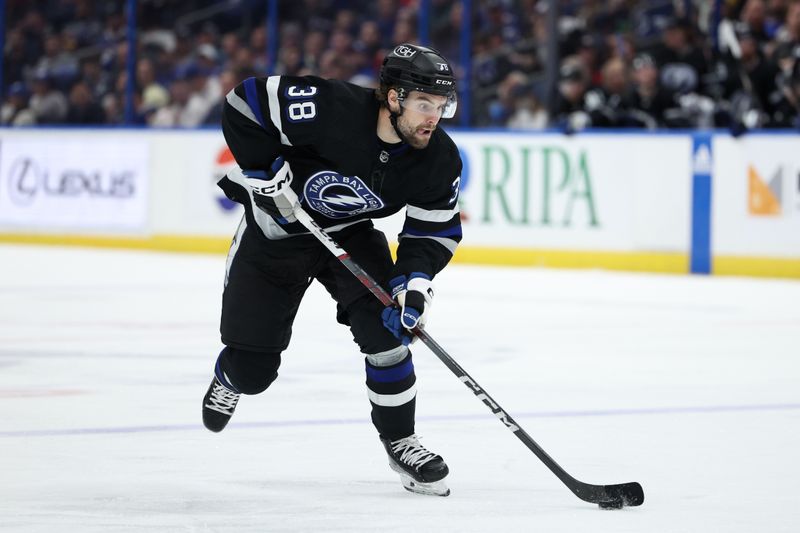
[
  {"x1": 381, "y1": 434, "x2": 450, "y2": 496},
  {"x1": 202, "y1": 376, "x2": 240, "y2": 432}
]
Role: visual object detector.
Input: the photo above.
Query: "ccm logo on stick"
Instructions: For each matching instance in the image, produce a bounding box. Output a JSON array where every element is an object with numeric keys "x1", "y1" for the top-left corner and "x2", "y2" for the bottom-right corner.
[{"x1": 459, "y1": 376, "x2": 520, "y2": 432}]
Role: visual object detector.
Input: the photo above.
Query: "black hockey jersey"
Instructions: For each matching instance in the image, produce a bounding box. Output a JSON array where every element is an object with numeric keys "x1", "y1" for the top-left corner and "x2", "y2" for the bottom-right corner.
[{"x1": 218, "y1": 75, "x2": 463, "y2": 279}]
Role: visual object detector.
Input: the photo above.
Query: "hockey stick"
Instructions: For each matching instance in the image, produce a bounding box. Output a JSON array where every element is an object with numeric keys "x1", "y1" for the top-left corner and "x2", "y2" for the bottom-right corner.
[{"x1": 292, "y1": 206, "x2": 644, "y2": 508}]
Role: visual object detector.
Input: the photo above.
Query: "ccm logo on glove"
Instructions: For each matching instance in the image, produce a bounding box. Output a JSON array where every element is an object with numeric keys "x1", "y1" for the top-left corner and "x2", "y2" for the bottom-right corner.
[
  {"x1": 242, "y1": 157, "x2": 300, "y2": 224},
  {"x1": 381, "y1": 273, "x2": 434, "y2": 345}
]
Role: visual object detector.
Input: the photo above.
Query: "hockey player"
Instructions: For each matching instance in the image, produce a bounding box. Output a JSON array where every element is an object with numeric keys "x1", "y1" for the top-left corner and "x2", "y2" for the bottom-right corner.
[{"x1": 202, "y1": 44, "x2": 462, "y2": 497}]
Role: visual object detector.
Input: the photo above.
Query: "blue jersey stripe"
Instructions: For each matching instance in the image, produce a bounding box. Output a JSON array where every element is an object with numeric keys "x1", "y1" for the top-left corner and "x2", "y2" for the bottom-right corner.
[
  {"x1": 243, "y1": 77, "x2": 266, "y2": 129},
  {"x1": 366, "y1": 358, "x2": 414, "y2": 383},
  {"x1": 401, "y1": 226, "x2": 463, "y2": 239}
]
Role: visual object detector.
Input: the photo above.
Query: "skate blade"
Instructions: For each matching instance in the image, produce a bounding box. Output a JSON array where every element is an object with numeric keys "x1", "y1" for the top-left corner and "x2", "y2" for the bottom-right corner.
[{"x1": 390, "y1": 463, "x2": 450, "y2": 497}]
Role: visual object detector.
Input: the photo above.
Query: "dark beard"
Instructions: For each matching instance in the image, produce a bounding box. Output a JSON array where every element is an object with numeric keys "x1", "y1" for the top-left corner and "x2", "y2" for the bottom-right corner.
[{"x1": 396, "y1": 117, "x2": 435, "y2": 149}]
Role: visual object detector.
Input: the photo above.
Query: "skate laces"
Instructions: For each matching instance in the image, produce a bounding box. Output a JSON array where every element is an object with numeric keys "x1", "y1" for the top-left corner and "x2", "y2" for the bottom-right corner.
[
  {"x1": 205, "y1": 380, "x2": 240, "y2": 415},
  {"x1": 390, "y1": 435, "x2": 437, "y2": 469}
]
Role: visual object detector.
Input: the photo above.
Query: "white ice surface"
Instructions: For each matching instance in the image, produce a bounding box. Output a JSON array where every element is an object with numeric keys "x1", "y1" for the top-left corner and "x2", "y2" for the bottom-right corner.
[{"x1": 1, "y1": 244, "x2": 799, "y2": 532}]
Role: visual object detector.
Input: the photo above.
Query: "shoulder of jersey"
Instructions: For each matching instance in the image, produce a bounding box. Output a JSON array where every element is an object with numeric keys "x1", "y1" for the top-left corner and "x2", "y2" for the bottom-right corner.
[
  {"x1": 277, "y1": 76, "x2": 375, "y2": 135},
  {"x1": 430, "y1": 127, "x2": 461, "y2": 167},
  {"x1": 281, "y1": 76, "x2": 373, "y2": 112}
]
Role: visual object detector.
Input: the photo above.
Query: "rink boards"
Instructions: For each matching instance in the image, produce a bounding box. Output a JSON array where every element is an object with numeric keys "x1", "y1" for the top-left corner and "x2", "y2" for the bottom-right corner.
[{"x1": 0, "y1": 128, "x2": 797, "y2": 278}]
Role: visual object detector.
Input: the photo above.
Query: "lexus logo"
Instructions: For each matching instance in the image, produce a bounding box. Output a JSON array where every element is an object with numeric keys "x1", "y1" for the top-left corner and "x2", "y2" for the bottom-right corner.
[{"x1": 5, "y1": 156, "x2": 135, "y2": 206}]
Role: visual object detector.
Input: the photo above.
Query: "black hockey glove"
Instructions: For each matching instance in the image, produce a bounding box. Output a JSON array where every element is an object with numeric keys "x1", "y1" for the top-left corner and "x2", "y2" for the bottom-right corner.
[
  {"x1": 381, "y1": 272, "x2": 434, "y2": 345},
  {"x1": 244, "y1": 157, "x2": 299, "y2": 224}
]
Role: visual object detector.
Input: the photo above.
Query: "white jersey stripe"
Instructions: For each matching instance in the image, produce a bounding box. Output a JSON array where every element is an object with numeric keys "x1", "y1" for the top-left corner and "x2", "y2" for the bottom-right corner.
[
  {"x1": 225, "y1": 89, "x2": 260, "y2": 126},
  {"x1": 399, "y1": 234, "x2": 458, "y2": 255},
  {"x1": 367, "y1": 385, "x2": 417, "y2": 407},
  {"x1": 406, "y1": 204, "x2": 460, "y2": 223},
  {"x1": 224, "y1": 215, "x2": 247, "y2": 286},
  {"x1": 266, "y1": 76, "x2": 292, "y2": 146}
]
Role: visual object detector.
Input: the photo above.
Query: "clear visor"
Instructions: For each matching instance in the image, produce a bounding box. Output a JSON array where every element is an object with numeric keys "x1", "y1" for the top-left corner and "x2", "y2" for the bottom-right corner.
[{"x1": 399, "y1": 92, "x2": 458, "y2": 119}]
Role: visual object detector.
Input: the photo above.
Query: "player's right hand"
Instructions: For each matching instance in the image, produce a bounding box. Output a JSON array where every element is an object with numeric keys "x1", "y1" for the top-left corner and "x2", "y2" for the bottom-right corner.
[
  {"x1": 381, "y1": 273, "x2": 434, "y2": 346},
  {"x1": 244, "y1": 157, "x2": 299, "y2": 224}
]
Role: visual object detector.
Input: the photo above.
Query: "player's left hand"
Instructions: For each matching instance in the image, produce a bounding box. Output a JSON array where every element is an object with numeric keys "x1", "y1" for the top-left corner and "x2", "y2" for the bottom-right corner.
[
  {"x1": 381, "y1": 273, "x2": 434, "y2": 345},
  {"x1": 244, "y1": 156, "x2": 299, "y2": 224}
]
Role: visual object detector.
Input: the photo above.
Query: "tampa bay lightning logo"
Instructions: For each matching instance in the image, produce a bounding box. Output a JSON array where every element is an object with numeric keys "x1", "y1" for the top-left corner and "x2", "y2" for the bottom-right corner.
[{"x1": 303, "y1": 171, "x2": 384, "y2": 218}]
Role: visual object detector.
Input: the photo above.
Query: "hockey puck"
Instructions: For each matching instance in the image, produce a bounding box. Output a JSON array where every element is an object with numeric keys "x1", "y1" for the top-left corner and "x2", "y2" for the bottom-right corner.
[{"x1": 598, "y1": 499, "x2": 624, "y2": 510}]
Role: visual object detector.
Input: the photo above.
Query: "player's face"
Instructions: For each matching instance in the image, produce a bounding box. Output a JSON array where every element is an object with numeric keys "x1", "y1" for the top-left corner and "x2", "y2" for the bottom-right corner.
[{"x1": 393, "y1": 91, "x2": 448, "y2": 149}]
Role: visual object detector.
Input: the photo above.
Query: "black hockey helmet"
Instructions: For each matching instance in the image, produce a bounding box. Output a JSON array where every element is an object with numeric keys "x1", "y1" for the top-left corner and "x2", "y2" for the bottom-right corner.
[{"x1": 380, "y1": 44, "x2": 457, "y2": 118}]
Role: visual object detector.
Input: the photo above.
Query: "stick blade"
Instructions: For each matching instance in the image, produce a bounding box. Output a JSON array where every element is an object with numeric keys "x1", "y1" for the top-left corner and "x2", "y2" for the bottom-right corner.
[
  {"x1": 604, "y1": 481, "x2": 644, "y2": 507},
  {"x1": 573, "y1": 480, "x2": 644, "y2": 507}
]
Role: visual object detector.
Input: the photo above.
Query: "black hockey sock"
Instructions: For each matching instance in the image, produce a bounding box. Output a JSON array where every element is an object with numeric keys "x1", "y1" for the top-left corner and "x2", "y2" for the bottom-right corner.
[{"x1": 365, "y1": 352, "x2": 416, "y2": 440}]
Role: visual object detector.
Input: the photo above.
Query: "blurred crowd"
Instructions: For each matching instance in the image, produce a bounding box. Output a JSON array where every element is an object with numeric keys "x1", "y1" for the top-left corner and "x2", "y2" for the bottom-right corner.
[
  {"x1": 2, "y1": 0, "x2": 800, "y2": 133},
  {"x1": 475, "y1": 0, "x2": 800, "y2": 133}
]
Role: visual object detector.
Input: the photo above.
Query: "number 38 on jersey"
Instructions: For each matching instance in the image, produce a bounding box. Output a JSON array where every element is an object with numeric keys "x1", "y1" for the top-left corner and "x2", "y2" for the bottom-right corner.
[{"x1": 285, "y1": 85, "x2": 317, "y2": 122}]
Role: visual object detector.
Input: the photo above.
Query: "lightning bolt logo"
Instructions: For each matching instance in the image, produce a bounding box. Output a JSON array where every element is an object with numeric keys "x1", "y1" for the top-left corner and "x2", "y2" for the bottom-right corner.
[
  {"x1": 303, "y1": 171, "x2": 385, "y2": 219},
  {"x1": 323, "y1": 194, "x2": 367, "y2": 207}
]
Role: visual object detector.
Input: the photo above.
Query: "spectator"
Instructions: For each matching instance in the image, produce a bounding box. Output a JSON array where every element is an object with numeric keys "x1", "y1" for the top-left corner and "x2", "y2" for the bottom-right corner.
[
  {"x1": 740, "y1": 0, "x2": 772, "y2": 44},
  {"x1": 3, "y1": 29, "x2": 34, "y2": 88},
  {"x1": 275, "y1": 45, "x2": 305, "y2": 76},
  {"x1": 28, "y1": 72, "x2": 68, "y2": 124},
  {"x1": 80, "y1": 58, "x2": 113, "y2": 100},
  {"x1": 487, "y1": 71, "x2": 530, "y2": 126},
  {"x1": 62, "y1": 0, "x2": 103, "y2": 47},
  {"x1": 318, "y1": 49, "x2": 352, "y2": 81},
  {"x1": 507, "y1": 87, "x2": 549, "y2": 129},
  {"x1": 770, "y1": 49, "x2": 800, "y2": 126},
  {"x1": 33, "y1": 34, "x2": 80, "y2": 91},
  {"x1": 101, "y1": 92, "x2": 124, "y2": 124},
  {"x1": 149, "y1": 77, "x2": 191, "y2": 127},
  {"x1": 582, "y1": 56, "x2": 632, "y2": 127},
  {"x1": 202, "y1": 68, "x2": 241, "y2": 126},
  {"x1": 179, "y1": 63, "x2": 222, "y2": 127},
  {"x1": 651, "y1": 17, "x2": 709, "y2": 95},
  {"x1": 1, "y1": 82, "x2": 36, "y2": 126},
  {"x1": 66, "y1": 82, "x2": 106, "y2": 124},
  {"x1": 249, "y1": 26, "x2": 269, "y2": 74},
  {"x1": 333, "y1": 9, "x2": 359, "y2": 35},
  {"x1": 136, "y1": 58, "x2": 169, "y2": 118},
  {"x1": 355, "y1": 20, "x2": 383, "y2": 66},
  {"x1": 552, "y1": 58, "x2": 592, "y2": 131},
  {"x1": 626, "y1": 53, "x2": 679, "y2": 128},
  {"x1": 372, "y1": 0, "x2": 400, "y2": 47},
  {"x1": 219, "y1": 32, "x2": 243, "y2": 66},
  {"x1": 774, "y1": 0, "x2": 800, "y2": 55},
  {"x1": 302, "y1": 30, "x2": 328, "y2": 74},
  {"x1": 730, "y1": 23, "x2": 786, "y2": 130}
]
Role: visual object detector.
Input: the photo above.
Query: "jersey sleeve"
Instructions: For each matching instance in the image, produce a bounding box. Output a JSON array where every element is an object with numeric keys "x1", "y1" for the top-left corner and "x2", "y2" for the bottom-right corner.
[
  {"x1": 219, "y1": 75, "x2": 329, "y2": 237},
  {"x1": 392, "y1": 147, "x2": 463, "y2": 280},
  {"x1": 221, "y1": 75, "x2": 325, "y2": 169}
]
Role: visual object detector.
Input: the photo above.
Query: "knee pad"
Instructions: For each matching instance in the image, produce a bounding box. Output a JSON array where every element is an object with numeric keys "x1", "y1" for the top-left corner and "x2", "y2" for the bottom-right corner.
[
  {"x1": 366, "y1": 345, "x2": 409, "y2": 367},
  {"x1": 216, "y1": 347, "x2": 281, "y2": 395}
]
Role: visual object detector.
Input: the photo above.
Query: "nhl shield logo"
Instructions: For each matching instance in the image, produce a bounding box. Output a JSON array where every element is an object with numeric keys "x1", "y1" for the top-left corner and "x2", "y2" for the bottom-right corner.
[
  {"x1": 393, "y1": 45, "x2": 417, "y2": 58},
  {"x1": 303, "y1": 171, "x2": 385, "y2": 219}
]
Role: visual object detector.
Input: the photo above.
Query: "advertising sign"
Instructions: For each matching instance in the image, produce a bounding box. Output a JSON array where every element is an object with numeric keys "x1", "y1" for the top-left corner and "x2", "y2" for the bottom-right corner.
[
  {"x1": 449, "y1": 132, "x2": 692, "y2": 252},
  {"x1": 165, "y1": 131, "x2": 243, "y2": 237},
  {"x1": 0, "y1": 136, "x2": 149, "y2": 231},
  {"x1": 713, "y1": 136, "x2": 800, "y2": 257}
]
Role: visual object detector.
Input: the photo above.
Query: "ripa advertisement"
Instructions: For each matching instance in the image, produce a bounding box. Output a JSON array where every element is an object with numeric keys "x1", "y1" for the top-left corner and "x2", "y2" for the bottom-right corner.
[{"x1": 450, "y1": 132, "x2": 692, "y2": 252}]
